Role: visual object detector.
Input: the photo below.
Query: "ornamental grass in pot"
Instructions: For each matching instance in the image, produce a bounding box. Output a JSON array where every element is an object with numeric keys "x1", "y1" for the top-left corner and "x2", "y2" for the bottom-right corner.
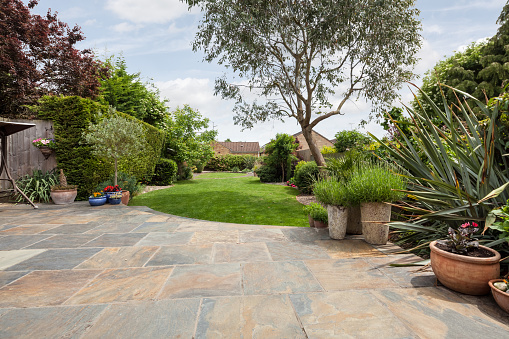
[
  {"x1": 313, "y1": 177, "x2": 348, "y2": 239},
  {"x1": 347, "y1": 163, "x2": 406, "y2": 245},
  {"x1": 431, "y1": 222, "x2": 500, "y2": 295}
]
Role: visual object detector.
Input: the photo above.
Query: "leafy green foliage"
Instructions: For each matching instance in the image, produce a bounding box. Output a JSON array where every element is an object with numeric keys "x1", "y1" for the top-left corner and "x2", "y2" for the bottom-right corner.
[
  {"x1": 186, "y1": 0, "x2": 421, "y2": 166},
  {"x1": 303, "y1": 203, "x2": 328, "y2": 223},
  {"x1": 83, "y1": 112, "x2": 146, "y2": 186},
  {"x1": 325, "y1": 150, "x2": 370, "y2": 182},
  {"x1": 206, "y1": 154, "x2": 256, "y2": 171},
  {"x1": 98, "y1": 56, "x2": 168, "y2": 127},
  {"x1": 313, "y1": 177, "x2": 349, "y2": 207},
  {"x1": 150, "y1": 158, "x2": 178, "y2": 185},
  {"x1": 294, "y1": 161, "x2": 319, "y2": 194},
  {"x1": 262, "y1": 134, "x2": 298, "y2": 182},
  {"x1": 255, "y1": 163, "x2": 280, "y2": 183},
  {"x1": 15, "y1": 169, "x2": 58, "y2": 203},
  {"x1": 334, "y1": 130, "x2": 371, "y2": 153},
  {"x1": 346, "y1": 163, "x2": 406, "y2": 205},
  {"x1": 179, "y1": 166, "x2": 193, "y2": 181}
]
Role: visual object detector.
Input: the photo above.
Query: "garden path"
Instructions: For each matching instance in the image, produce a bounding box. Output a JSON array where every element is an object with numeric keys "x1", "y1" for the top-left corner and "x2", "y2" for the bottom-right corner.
[{"x1": 0, "y1": 202, "x2": 507, "y2": 338}]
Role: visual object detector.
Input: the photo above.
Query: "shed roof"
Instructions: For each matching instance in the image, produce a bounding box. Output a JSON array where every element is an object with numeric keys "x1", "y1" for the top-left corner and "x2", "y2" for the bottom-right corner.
[{"x1": 218, "y1": 141, "x2": 260, "y2": 153}]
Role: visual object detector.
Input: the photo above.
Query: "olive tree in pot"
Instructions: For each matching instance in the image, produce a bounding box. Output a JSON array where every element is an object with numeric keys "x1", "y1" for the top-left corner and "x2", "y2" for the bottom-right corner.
[
  {"x1": 313, "y1": 176, "x2": 349, "y2": 239},
  {"x1": 347, "y1": 163, "x2": 406, "y2": 245}
]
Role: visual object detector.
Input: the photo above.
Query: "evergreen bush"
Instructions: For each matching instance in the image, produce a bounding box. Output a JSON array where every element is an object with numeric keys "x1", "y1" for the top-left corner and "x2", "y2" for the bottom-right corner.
[
  {"x1": 294, "y1": 161, "x2": 320, "y2": 193},
  {"x1": 150, "y1": 158, "x2": 178, "y2": 185},
  {"x1": 255, "y1": 164, "x2": 279, "y2": 182}
]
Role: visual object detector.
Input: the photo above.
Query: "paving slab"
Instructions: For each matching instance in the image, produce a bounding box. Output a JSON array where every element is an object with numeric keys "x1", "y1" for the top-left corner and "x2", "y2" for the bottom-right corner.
[
  {"x1": 66, "y1": 266, "x2": 173, "y2": 305},
  {"x1": 266, "y1": 241, "x2": 330, "y2": 261},
  {"x1": 0, "y1": 271, "x2": 29, "y2": 288},
  {"x1": 5, "y1": 248, "x2": 102, "y2": 271},
  {"x1": 0, "y1": 235, "x2": 51, "y2": 250},
  {"x1": 83, "y1": 233, "x2": 147, "y2": 247},
  {"x1": 84, "y1": 222, "x2": 142, "y2": 234},
  {"x1": 0, "y1": 249, "x2": 46, "y2": 270},
  {"x1": 189, "y1": 230, "x2": 239, "y2": 244},
  {"x1": 132, "y1": 221, "x2": 180, "y2": 233},
  {"x1": 39, "y1": 223, "x2": 100, "y2": 234},
  {"x1": 0, "y1": 304, "x2": 107, "y2": 339},
  {"x1": 158, "y1": 263, "x2": 242, "y2": 299},
  {"x1": 0, "y1": 270, "x2": 100, "y2": 307},
  {"x1": 281, "y1": 227, "x2": 330, "y2": 242},
  {"x1": 25, "y1": 234, "x2": 99, "y2": 249},
  {"x1": 136, "y1": 232, "x2": 194, "y2": 246},
  {"x1": 75, "y1": 246, "x2": 159, "y2": 269},
  {"x1": 314, "y1": 239, "x2": 386, "y2": 258},
  {"x1": 213, "y1": 242, "x2": 271, "y2": 263},
  {"x1": 239, "y1": 228, "x2": 287, "y2": 243},
  {"x1": 243, "y1": 261, "x2": 323, "y2": 295},
  {"x1": 196, "y1": 295, "x2": 306, "y2": 338},
  {"x1": 0, "y1": 224, "x2": 60, "y2": 235},
  {"x1": 146, "y1": 244, "x2": 213, "y2": 266},
  {"x1": 83, "y1": 299, "x2": 200, "y2": 338}
]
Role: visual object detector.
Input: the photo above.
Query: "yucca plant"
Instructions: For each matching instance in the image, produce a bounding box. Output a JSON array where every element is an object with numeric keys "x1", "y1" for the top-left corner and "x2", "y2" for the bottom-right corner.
[
  {"x1": 15, "y1": 169, "x2": 58, "y2": 203},
  {"x1": 370, "y1": 84, "x2": 509, "y2": 249}
]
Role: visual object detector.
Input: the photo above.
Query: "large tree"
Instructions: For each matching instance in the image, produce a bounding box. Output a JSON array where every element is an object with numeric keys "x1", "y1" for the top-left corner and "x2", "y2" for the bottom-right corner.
[
  {"x1": 185, "y1": 0, "x2": 422, "y2": 166},
  {"x1": 0, "y1": 0, "x2": 107, "y2": 118}
]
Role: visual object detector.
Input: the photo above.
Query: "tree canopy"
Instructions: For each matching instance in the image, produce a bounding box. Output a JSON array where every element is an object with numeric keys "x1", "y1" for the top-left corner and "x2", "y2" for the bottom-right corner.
[
  {"x1": 185, "y1": 0, "x2": 422, "y2": 166},
  {"x1": 0, "y1": 0, "x2": 107, "y2": 118},
  {"x1": 98, "y1": 56, "x2": 168, "y2": 127}
]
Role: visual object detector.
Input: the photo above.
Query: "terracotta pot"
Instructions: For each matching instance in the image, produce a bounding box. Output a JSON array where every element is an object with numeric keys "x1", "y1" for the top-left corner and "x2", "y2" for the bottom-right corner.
[
  {"x1": 121, "y1": 191, "x2": 130, "y2": 205},
  {"x1": 347, "y1": 205, "x2": 362, "y2": 234},
  {"x1": 50, "y1": 189, "x2": 77, "y2": 205},
  {"x1": 430, "y1": 241, "x2": 501, "y2": 295},
  {"x1": 313, "y1": 220, "x2": 328, "y2": 229},
  {"x1": 308, "y1": 215, "x2": 315, "y2": 227},
  {"x1": 489, "y1": 279, "x2": 509, "y2": 313},
  {"x1": 327, "y1": 205, "x2": 348, "y2": 239},
  {"x1": 360, "y1": 202, "x2": 391, "y2": 245}
]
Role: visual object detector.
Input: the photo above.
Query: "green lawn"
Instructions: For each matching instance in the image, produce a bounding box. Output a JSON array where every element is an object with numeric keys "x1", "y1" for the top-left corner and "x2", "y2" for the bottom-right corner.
[
  {"x1": 194, "y1": 172, "x2": 249, "y2": 179},
  {"x1": 130, "y1": 176, "x2": 308, "y2": 226}
]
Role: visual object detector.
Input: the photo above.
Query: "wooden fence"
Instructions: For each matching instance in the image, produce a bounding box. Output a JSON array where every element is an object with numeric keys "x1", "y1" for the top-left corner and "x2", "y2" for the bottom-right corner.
[{"x1": 0, "y1": 118, "x2": 57, "y2": 190}]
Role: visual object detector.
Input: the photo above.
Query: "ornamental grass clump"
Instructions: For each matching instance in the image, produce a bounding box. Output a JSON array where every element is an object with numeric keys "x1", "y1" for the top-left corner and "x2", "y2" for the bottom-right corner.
[
  {"x1": 347, "y1": 163, "x2": 406, "y2": 205},
  {"x1": 313, "y1": 176, "x2": 349, "y2": 207}
]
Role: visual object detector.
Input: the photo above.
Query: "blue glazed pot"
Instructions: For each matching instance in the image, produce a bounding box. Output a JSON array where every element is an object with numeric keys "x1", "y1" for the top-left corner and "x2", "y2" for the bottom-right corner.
[
  {"x1": 109, "y1": 197, "x2": 122, "y2": 205},
  {"x1": 104, "y1": 191, "x2": 122, "y2": 203},
  {"x1": 89, "y1": 196, "x2": 106, "y2": 206}
]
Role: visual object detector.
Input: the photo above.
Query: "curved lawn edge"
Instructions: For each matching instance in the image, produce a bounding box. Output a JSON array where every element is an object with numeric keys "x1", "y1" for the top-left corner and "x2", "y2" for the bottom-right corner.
[{"x1": 130, "y1": 176, "x2": 309, "y2": 227}]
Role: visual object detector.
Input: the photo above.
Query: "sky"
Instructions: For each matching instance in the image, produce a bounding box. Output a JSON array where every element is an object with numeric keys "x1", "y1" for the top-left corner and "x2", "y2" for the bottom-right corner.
[{"x1": 25, "y1": 0, "x2": 508, "y2": 145}]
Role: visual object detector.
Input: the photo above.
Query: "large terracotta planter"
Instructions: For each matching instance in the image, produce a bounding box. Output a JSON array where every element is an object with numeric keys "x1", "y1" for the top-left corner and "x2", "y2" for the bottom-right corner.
[
  {"x1": 430, "y1": 241, "x2": 501, "y2": 295},
  {"x1": 121, "y1": 191, "x2": 130, "y2": 205},
  {"x1": 327, "y1": 205, "x2": 348, "y2": 239},
  {"x1": 50, "y1": 189, "x2": 77, "y2": 205},
  {"x1": 313, "y1": 220, "x2": 328, "y2": 229},
  {"x1": 347, "y1": 205, "x2": 362, "y2": 234},
  {"x1": 489, "y1": 279, "x2": 509, "y2": 313},
  {"x1": 308, "y1": 215, "x2": 315, "y2": 228},
  {"x1": 360, "y1": 202, "x2": 391, "y2": 245}
]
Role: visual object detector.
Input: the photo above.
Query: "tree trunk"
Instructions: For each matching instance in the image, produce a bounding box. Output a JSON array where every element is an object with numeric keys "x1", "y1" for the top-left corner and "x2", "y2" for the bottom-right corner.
[
  {"x1": 114, "y1": 158, "x2": 118, "y2": 186},
  {"x1": 302, "y1": 127, "x2": 326, "y2": 166}
]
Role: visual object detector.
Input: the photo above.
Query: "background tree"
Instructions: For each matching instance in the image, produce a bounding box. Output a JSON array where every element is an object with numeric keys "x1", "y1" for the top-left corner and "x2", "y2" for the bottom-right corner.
[
  {"x1": 185, "y1": 0, "x2": 422, "y2": 166},
  {"x1": 83, "y1": 112, "x2": 145, "y2": 186},
  {"x1": 0, "y1": 0, "x2": 107, "y2": 118},
  {"x1": 162, "y1": 105, "x2": 217, "y2": 175},
  {"x1": 263, "y1": 133, "x2": 298, "y2": 182},
  {"x1": 98, "y1": 56, "x2": 168, "y2": 127},
  {"x1": 334, "y1": 130, "x2": 371, "y2": 153}
]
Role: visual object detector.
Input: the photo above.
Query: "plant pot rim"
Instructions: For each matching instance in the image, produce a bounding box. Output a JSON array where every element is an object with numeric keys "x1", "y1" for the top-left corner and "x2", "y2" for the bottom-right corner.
[
  {"x1": 489, "y1": 279, "x2": 509, "y2": 297},
  {"x1": 51, "y1": 188, "x2": 78, "y2": 192},
  {"x1": 89, "y1": 196, "x2": 106, "y2": 199},
  {"x1": 430, "y1": 240, "x2": 501, "y2": 264}
]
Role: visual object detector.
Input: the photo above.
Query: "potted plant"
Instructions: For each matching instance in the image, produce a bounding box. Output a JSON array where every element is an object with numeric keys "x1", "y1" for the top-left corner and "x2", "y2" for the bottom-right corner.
[
  {"x1": 346, "y1": 163, "x2": 406, "y2": 245},
  {"x1": 303, "y1": 204, "x2": 315, "y2": 227},
  {"x1": 313, "y1": 177, "x2": 348, "y2": 239},
  {"x1": 108, "y1": 191, "x2": 123, "y2": 205},
  {"x1": 103, "y1": 185, "x2": 122, "y2": 203},
  {"x1": 303, "y1": 203, "x2": 328, "y2": 228},
  {"x1": 430, "y1": 222, "x2": 501, "y2": 295},
  {"x1": 88, "y1": 191, "x2": 106, "y2": 206},
  {"x1": 488, "y1": 278, "x2": 509, "y2": 313},
  {"x1": 50, "y1": 169, "x2": 77, "y2": 204},
  {"x1": 32, "y1": 137, "x2": 56, "y2": 159}
]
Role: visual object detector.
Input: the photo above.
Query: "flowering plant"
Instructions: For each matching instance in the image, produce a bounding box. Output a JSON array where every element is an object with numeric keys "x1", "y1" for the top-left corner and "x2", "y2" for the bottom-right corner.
[
  {"x1": 286, "y1": 177, "x2": 297, "y2": 188},
  {"x1": 109, "y1": 192, "x2": 122, "y2": 199},
  {"x1": 437, "y1": 222, "x2": 480, "y2": 254},
  {"x1": 104, "y1": 185, "x2": 121, "y2": 192},
  {"x1": 90, "y1": 191, "x2": 104, "y2": 198},
  {"x1": 32, "y1": 138, "x2": 56, "y2": 150}
]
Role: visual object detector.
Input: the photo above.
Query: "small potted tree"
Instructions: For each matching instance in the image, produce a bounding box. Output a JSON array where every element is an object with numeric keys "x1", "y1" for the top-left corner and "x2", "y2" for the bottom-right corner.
[
  {"x1": 50, "y1": 169, "x2": 77, "y2": 204},
  {"x1": 430, "y1": 222, "x2": 501, "y2": 295},
  {"x1": 346, "y1": 163, "x2": 406, "y2": 245}
]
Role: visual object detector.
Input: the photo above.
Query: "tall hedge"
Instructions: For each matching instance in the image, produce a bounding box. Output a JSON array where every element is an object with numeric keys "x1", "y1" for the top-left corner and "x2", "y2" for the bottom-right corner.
[
  {"x1": 35, "y1": 95, "x2": 164, "y2": 199},
  {"x1": 206, "y1": 154, "x2": 256, "y2": 171}
]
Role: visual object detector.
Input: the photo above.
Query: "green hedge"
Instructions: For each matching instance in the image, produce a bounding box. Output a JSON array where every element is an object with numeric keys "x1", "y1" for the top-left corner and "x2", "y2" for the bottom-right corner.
[
  {"x1": 206, "y1": 154, "x2": 256, "y2": 171},
  {"x1": 35, "y1": 95, "x2": 164, "y2": 199},
  {"x1": 150, "y1": 158, "x2": 178, "y2": 185}
]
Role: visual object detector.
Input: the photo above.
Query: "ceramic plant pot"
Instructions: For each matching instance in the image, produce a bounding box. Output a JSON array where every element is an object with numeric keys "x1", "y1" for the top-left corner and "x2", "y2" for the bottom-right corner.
[
  {"x1": 109, "y1": 197, "x2": 122, "y2": 205},
  {"x1": 430, "y1": 241, "x2": 501, "y2": 295},
  {"x1": 360, "y1": 202, "x2": 391, "y2": 245},
  {"x1": 88, "y1": 196, "x2": 106, "y2": 206},
  {"x1": 489, "y1": 279, "x2": 509, "y2": 313},
  {"x1": 327, "y1": 205, "x2": 348, "y2": 239},
  {"x1": 121, "y1": 191, "x2": 130, "y2": 205},
  {"x1": 105, "y1": 191, "x2": 122, "y2": 203},
  {"x1": 308, "y1": 215, "x2": 315, "y2": 227},
  {"x1": 50, "y1": 189, "x2": 77, "y2": 205},
  {"x1": 313, "y1": 220, "x2": 328, "y2": 228},
  {"x1": 347, "y1": 205, "x2": 362, "y2": 235}
]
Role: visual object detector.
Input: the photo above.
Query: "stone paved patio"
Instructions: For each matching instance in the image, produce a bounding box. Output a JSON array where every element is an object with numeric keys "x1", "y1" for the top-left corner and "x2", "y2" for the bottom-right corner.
[{"x1": 0, "y1": 202, "x2": 508, "y2": 338}]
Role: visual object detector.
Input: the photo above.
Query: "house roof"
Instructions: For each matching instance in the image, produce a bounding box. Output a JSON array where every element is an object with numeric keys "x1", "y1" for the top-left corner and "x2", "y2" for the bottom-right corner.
[
  {"x1": 292, "y1": 130, "x2": 333, "y2": 143},
  {"x1": 218, "y1": 141, "x2": 260, "y2": 153}
]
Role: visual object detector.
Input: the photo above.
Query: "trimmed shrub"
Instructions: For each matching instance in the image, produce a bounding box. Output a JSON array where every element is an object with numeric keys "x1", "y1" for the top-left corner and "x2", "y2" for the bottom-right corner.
[
  {"x1": 34, "y1": 95, "x2": 164, "y2": 199},
  {"x1": 294, "y1": 161, "x2": 320, "y2": 193},
  {"x1": 255, "y1": 164, "x2": 280, "y2": 182},
  {"x1": 150, "y1": 158, "x2": 178, "y2": 185},
  {"x1": 206, "y1": 154, "x2": 257, "y2": 171}
]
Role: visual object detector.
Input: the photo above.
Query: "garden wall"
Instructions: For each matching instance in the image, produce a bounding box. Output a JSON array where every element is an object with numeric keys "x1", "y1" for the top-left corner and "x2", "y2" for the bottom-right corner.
[{"x1": 0, "y1": 118, "x2": 56, "y2": 190}]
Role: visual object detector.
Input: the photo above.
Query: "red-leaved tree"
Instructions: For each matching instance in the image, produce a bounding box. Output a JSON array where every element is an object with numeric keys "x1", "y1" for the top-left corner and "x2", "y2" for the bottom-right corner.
[{"x1": 0, "y1": 0, "x2": 108, "y2": 118}]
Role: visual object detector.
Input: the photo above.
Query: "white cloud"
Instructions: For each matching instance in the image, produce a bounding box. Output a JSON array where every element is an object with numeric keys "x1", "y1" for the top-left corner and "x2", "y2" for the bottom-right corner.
[
  {"x1": 424, "y1": 24, "x2": 443, "y2": 34},
  {"x1": 112, "y1": 22, "x2": 143, "y2": 33},
  {"x1": 105, "y1": 0, "x2": 190, "y2": 24}
]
